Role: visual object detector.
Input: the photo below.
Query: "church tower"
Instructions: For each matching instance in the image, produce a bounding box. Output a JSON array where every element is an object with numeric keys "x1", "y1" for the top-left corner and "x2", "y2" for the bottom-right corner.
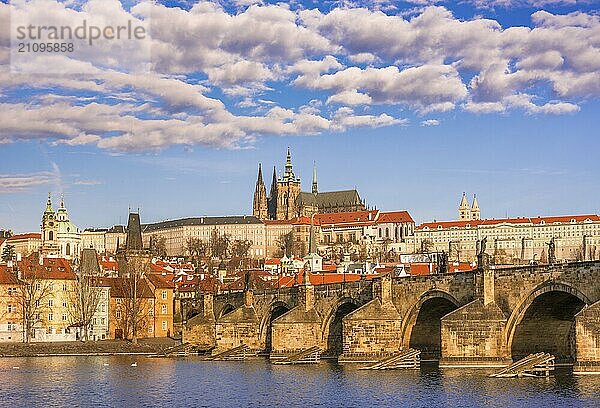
[
  {"x1": 41, "y1": 192, "x2": 59, "y2": 256},
  {"x1": 458, "y1": 192, "x2": 471, "y2": 221},
  {"x1": 252, "y1": 163, "x2": 268, "y2": 219},
  {"x1": 276, "y1": 147, "x2": 301, "y2": 220},
  {"x1": 267, "y1": 166, "x2": 278, "y2": 220},
  {"x1": 471, "y1": 194, "x2": 480, "y2": 220}
]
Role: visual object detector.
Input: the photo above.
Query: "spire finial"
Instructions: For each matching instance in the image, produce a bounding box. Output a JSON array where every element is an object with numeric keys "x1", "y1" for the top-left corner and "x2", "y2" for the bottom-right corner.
[
  {"x1": 312, "y1": 161, "x2": 318, "y2": 194},
  {"x1": 60, "y1": 193, "x2": 65, "y2": 208}
]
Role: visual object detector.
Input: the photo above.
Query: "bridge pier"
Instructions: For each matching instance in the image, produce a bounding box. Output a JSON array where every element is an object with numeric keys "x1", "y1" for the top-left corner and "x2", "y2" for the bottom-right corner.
[
  {"x1": 271, "y1": 284, "x2": 323, "y2": 359},
  {"x1": 339, "y1": 275, "x2": 402, "y2": 363},
  {"x1": 183, "y1": 294, "x2": 216, "y2": 351},
  {"x1": 575, "y1": 300, "x2": 600, "y2": 374},
  {"x1": 212, "y1": 290, "x2": 262, "y2": 354}
]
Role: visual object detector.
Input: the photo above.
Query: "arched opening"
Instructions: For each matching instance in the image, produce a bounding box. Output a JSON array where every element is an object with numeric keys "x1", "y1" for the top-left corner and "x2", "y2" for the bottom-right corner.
[
  {"x1": 66, "y1": 243, "x2": 70, "y2": 256},
  {"x1": 409, "y1": 297, "x2": 458, "y2": 361},
  {"x1": 511, "y1": 290, "x2": 586, "y2": 363},
  {"x1": 48, "y1": 231, "x2": 54, "y2": 241},
  {"x1": 220, "y1": 304, "x2": 236, "y2": 318},
  {"x1": 325, "y1": 300, "x2": 358, "y2": 358},
  {"x1": 264, "y1": 304, "x2": 290, "y2": 354}
]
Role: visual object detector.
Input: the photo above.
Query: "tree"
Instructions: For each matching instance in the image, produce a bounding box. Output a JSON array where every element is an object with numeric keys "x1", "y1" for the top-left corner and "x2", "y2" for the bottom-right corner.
[
  {"x1": 1, "y1": 244, "x2": 15, "y2": 263},
  {"x1": 18, "y1": 270, "x2": 53, "y2": 343},
  {"x1": 210, "y1": 229, "x2": 230, "y2": 259},
  {"x1": 231, "y1": 239, "x2": 252, "y2": 259},
  {"x1": 149, "y1": 236, "x2": 167, "y2": 258},
  {"x1": 418, "y1": 239, "x2": 434, "y2": 254},
  {"x1": 117, "y1": 254, "x2": 152, "y2": 343},
  {"x1": 186, "y1": 237, "x2": 208, "y2": 262},
  {"x1": 275, "y1": 232, "x2": 293, "y2": 258},
  {"x1": 68, "y1": 274, "x2": 102, "y2": 342}
]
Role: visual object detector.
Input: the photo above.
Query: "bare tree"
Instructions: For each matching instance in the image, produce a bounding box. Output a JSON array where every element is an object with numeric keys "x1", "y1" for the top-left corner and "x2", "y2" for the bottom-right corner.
[
  {"x1": 418, "y1": 239, "x2": 434, "y2": 254},
  {"x1": 210, "y1": 229, "x2": 230, "y2": 259},
  {"x1": 68, "y1": 274, "x2": 102, "y2": 341},
  {"x1": 149, "y1": 235, "x2": 168, "y2": 258},
  {"x1": 186, "y1": 237, "x2": 208, "y2": 262},
  {"x1": 275, "y1": 232, "x2": 293, "y2": 258},
  {"x1": 18, "y1": 271, "x2": 53, "y2": 343},
  {"x1": 117, "y1": 255, "x2": 152, "y2": 343}
]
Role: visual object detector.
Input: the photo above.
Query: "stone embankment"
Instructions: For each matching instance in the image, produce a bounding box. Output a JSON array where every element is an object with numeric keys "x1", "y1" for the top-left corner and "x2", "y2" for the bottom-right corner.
[{"x1": 0, "y1": 338, "x2": 181, "y2": 357}]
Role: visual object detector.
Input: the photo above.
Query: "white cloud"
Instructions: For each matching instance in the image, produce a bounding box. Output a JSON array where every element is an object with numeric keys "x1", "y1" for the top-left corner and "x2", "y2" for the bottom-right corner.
[
  {"x1": 421, "y1": 119, "x2": 440, "y2": 126},
  {"x1": 0, "y1": 171, "x2": 59, "y2": 193}
]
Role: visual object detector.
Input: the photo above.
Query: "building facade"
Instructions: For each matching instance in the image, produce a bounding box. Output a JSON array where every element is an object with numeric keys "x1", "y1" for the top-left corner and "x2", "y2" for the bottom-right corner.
[{"x1": 40, "y1": 194, "x2": 81, "y2": 260}]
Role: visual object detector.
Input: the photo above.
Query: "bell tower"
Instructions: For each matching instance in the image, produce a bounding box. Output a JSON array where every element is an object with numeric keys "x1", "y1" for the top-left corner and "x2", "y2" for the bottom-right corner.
[
  {"x1": 458, "y1": 192, "x2": 471, "y2": 221},
  {"x1": 41, "y1": 192, "x2": 59, "y2": 256},
  {"x1": 276, "y1": 147, "x2": 301, "y2": 220}
]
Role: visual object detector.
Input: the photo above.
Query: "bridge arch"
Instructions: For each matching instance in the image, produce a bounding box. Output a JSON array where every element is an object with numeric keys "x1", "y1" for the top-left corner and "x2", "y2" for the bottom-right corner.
[
  {"x1": 218, "y1": 303, "x2": 236, "y2": 319},
  {"x1": 259, "y1": 300, "x2": 292, "y2": 354},
  {"x1": 321, "y1": 297, "x2": 361, "y2": 357},
  {"x1": 506, "y1": 280, "x2": 591, "y2": 363},
  {"x1": 400, "y1": 290, "x2": 460, "y2": 360}
]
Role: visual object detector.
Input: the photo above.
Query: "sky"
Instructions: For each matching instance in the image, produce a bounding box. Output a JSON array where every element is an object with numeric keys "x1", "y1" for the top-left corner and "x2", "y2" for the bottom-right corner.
[{"x1": 0, "y1": 0, "x2": 599, "y2": 233}]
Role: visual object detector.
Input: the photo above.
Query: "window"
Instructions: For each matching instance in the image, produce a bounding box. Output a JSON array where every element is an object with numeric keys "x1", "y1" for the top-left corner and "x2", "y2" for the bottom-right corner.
[
  {"x1": 48, "y1": 283, "x2": 54, "y2": 291},
  {"x1": 162, "y1": 321, "x2": 167, "y2": 331},
  {"x1": 35, "y1": 300, "x2": 40, "y2": 307},
  {"x1": 7, "y1": 304, "x2": 15, "y2": 313},
  {"x1": 63, "y1": 301, "x2": 67, "y2": 308},
  {"x1": 48, "y1": 313, "x2": 54, "y2": 321},
  {"x1": 35, "y1": 313, "x2": 40, "y2": 321},
  {"x1": 48, "y1": 299, "x2": 54, "y2": 307},
  {"x1": 62, "y1": 313, "x2": 67, "y2": 321},
  {"x1": 35, "y1": 283, "x2": 41, "y2": 290},
  {"x1": 149, "y1": 309, "x2": 153, "y2": 317},
  {"x1": 116, "y1": 310, "x2": 121, "y2": 319},
  {"x1": 101, "y1": 318, "x2": 105, "y2": 325},
  {"x1": 148, "y1": 326, "x2": 153, "y2": 334},
  {"x1": 162, "y1": 304, "x2": 167, "y2": 315},
  {"x1": 7, "y1": 322, "x2": 16, "y2": 331},
  {"x1": 63, "y1": 284, "x2": 67, "y2": 291},
  {"x1": 8, "y1": 287, "x2": 16, "y2": 296},
  {"x1": 162, "y1": 291, "x2": 167, "y2": 300}
]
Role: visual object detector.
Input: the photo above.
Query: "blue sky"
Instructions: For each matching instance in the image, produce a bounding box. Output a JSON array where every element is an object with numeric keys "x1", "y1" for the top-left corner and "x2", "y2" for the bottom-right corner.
[{"x1": 0, "y1": 0, "x2": 599, "y2": 232}]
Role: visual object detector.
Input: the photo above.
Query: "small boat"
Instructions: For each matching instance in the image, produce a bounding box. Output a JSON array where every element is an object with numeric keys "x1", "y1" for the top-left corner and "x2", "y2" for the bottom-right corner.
[{"x1": 131, "y1": 362, "x2": 138, "y2": 367}]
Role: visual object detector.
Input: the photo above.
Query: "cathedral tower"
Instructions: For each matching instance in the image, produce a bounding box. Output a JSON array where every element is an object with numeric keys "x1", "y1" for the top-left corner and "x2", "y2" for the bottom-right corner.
[
  {"x1": 471, "y1": 194, "x2": 481, "y2": 220},
  {"x1": 458, "y1": 192, "x2": 471, "y2": 221},
  {"x1": 252, "y1": 163, "x2": 268, "y2": 220},
  {"x1": 275, "y1": 147, "x2": 301, "y2": 220},
  {"x1": 41, "y1": 192, "x2": 59, "y2": 256}
]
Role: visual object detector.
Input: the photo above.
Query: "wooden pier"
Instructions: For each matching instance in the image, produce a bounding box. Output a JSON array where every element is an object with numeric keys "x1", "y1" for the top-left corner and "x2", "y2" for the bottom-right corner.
[
  {"x1": 272, "y1": 346, "x2": 321, "y2": 365},
  {"x1": 208, "y1": 344, "x2": 255, "y2": 361},
  {"x1": 359, "y1": 349, "x2": 421, "y2": 370},
  {"x1": 490, "y1": 353, "x2": 555, "y2": 378}
]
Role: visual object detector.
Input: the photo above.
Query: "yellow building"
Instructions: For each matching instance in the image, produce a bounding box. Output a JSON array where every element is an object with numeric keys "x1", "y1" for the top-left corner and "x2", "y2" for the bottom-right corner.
[
  {"x1": 147, "y1": 274, "x2": 175, "y2": 338},
  {"x1": 0, "y1": 266, "x2": 23, "y2": 342}
]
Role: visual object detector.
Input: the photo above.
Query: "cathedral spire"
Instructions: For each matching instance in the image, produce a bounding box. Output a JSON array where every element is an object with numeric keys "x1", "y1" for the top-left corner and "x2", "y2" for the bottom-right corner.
[
  {"x1": 253, "y1": 163, "x2": 268, "y2": 219},
  {"x1": 45, "y1": 192, "x2": 54, "y2": 214},
  {"x1": 283, "y1": 146, "x2": 296, "y2": 181},
  {"x1": 458, "y1": 192, "x2": 471, "y2": 221},
  {"x1": 312, "y1": 161, "x2": 318, "y2": 194}
]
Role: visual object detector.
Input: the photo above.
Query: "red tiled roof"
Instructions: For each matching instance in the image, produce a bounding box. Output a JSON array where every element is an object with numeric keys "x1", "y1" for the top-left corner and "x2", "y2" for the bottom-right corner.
[
  {"x1": 409, "y1": 263, "x2": 434, "y2": 276},
  {"x1": 147, "y1": 273, "x2": 175, "y2": 289},
  {"x1": 18, "y1": 255, "x2": 76, "y2": 280},
  {"x1": 417, "y1": 214, "x2": 600, "y2": 230},
  {"x1": 263, "y1": 220, "x2": 294, "y2": 226},
  {"x1": 264, "y1": 259, "x2": 280, "y2": 265},
  {"x1": 7, "y1": 233, "x2": 41, "y2": 241},
  {"x1": 95, "y1": 277, "x2": 154, "y2": 298},
  {"x1": 277, "y1": 272, "x2": 381, "y2": 287},
  {"x1": 0, "y1": 265, "x2": 21, "y2": 285},
  {"x1": 378, "y1": 211, "x2": 414, "y2": 224},
  {"x1": 315, "y1": 210, "x2": 378, "y2": 226}
]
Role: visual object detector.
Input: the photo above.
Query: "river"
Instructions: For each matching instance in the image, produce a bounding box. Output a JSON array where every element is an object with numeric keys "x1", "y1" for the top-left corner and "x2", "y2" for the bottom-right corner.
[{"x1": 1, "y1": 357, "x2": 600, "y2": 407}]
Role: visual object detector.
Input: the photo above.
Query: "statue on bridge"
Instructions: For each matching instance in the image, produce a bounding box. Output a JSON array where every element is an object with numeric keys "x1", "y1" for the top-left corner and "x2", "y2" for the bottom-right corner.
[
  {"x1": 244, "y1": 270, "x2": 251, "y2": 291},
  {"x1": 477, "y1": 236, "x2": 489, "y2": 271},
  {"x1": 546, "y1": 237, "x2": 556, "y2": 265},
  {"x1": 437, "y1": 251, "x2": 448, "y2": 274}
]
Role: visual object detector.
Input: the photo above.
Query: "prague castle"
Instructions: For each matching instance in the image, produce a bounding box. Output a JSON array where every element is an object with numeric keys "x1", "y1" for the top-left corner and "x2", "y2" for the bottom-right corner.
[{"x1": 253, "y1": 148, "x2": 365, "y2": 220}]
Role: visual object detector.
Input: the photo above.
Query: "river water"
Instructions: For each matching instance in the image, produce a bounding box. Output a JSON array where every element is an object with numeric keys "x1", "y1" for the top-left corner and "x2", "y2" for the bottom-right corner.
[{"x1": 1, "y1": 357, "x2": 600, "y2": 407}]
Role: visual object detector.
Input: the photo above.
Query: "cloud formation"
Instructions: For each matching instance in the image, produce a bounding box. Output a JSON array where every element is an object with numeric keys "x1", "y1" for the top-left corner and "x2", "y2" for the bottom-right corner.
[{"x1": 0, "y1": 1, "x2": 597, "y2": 151}]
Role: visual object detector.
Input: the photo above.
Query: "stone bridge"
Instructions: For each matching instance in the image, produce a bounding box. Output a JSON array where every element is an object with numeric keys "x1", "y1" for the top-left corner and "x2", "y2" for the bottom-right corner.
[{"x1": 183, "y1": 261, "x2": 600, "y2": 373}]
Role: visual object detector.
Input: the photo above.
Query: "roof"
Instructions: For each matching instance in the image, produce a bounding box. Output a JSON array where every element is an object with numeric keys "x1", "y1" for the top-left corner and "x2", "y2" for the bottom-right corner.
[
  {"x1": 143, "y1": 215, "x2": 262, "y2": 232},
  {"x1": 0, "y1": 265, "x2": 21, "y2": 285},
  {"x1": 297, "y1": 189, "x2": 363, "y2": 209},
  {"x1": 95, "y1": 277, "x2": 154, "y2": 298},
  {"x1": 19, "y1": 255, "x2": 76, "y2": 280},
  {"x1": 417, "y1": 214, "x2": 600, "y2": 230},
  {"x1": 125, "y1": 213, "x2": 143, "y2": 250},
  {"x1": 80, "y1": 248, "x2": 101, "y2": 275},
  {"x1": 147, "y1": 273, "x2": 175, "y2": 289},
  {"x1": 7, "y1": 233, "x2": 41, "y2": 241},
  {"x1": 316, "y1": 210, "x2": 379, "y2": 226},
  {"x1": 378, "y1": 211, "x2": 414, "y2": 224}
]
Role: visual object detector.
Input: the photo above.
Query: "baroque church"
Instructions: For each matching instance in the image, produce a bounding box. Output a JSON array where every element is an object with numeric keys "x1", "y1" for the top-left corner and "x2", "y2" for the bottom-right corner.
[
  {"x1": 41, "y1": 193, "x2": 81, "y2": 260},
  {"x1": 252, "y1": 148, "x2": 366, "y2": 220}
]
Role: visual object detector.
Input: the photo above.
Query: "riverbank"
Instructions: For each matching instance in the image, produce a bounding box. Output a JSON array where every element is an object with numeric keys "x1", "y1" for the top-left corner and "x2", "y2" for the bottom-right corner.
[{"x1": 0, "y1": 338, "x2": 181, "y2": 357}]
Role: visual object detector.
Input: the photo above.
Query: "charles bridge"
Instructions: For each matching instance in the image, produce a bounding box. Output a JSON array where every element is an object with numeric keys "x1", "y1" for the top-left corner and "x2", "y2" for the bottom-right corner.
[{"x1": 182, "y1": 261, "x2": 600, "y2": 373}]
